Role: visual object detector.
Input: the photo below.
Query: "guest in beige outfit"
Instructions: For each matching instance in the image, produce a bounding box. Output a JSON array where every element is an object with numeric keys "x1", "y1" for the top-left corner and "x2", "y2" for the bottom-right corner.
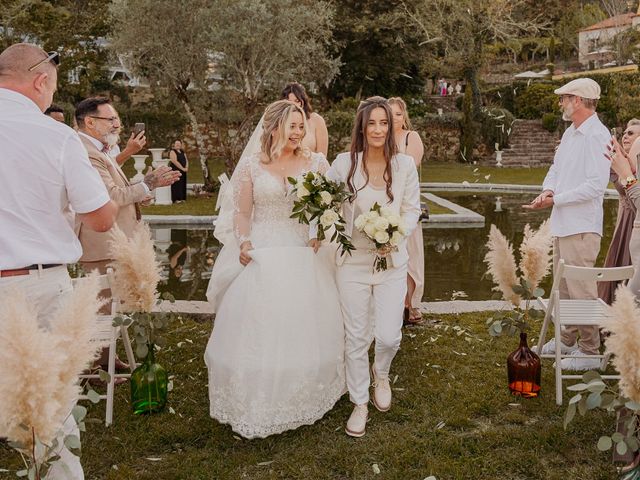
[
  {"x1": 389, "y1": 97, "x2": 425, "y2": 324},
  {"x1": 75, "y1": 96, "x2": 180, "y2": 270},
  {"x1": 75, "y1": 96, "x2": 180, "y2": 369},
  {"x1": 524, "y1": 78, "x2": 610, "y2": 371}
]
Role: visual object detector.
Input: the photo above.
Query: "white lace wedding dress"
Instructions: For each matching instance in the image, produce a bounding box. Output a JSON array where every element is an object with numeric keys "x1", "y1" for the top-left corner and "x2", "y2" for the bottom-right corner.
[{"x1": 204, "y1": 151, "x2": 346, "y2": 439}]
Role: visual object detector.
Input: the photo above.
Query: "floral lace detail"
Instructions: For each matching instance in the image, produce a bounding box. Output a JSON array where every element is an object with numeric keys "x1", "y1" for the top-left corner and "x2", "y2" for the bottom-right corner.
[
  {"x1": 209, "y1": 365, "x2": 346, "y2": 439},
  {"x1": 236, "y1": 152, "x2": 329, "y2": 247}
]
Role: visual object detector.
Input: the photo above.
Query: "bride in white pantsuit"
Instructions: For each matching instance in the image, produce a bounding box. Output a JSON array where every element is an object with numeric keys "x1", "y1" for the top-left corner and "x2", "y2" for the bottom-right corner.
[{"x1": 324, "y1": 97, "x2": 421, "y2": 437}]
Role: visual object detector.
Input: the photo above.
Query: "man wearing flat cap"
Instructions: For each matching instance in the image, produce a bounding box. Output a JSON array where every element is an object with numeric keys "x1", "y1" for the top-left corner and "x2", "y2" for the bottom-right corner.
[{"x1": 526, "y1": 77, "x2": 610, "y2": 371}]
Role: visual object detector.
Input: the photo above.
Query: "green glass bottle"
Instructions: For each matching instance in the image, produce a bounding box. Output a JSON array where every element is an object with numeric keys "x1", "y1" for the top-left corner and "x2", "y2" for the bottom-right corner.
[{"x1": 130, "y1": 344, "x2": 168, "y2": 414}]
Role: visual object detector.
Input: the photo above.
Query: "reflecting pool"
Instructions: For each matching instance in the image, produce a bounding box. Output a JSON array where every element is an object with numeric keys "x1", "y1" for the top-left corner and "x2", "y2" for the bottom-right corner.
[{"x1": 151, "y1": 192, "x2": 619, "y2": 302}]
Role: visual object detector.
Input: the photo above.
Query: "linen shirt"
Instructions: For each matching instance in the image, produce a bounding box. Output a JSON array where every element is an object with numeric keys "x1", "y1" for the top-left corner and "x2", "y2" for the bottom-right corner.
[
  {"x1": 542, "y1": 113, "x2": 611, "y2": 237},
  {"x1": 0, "y1": 88, "x2": 110, "y2": 269}
]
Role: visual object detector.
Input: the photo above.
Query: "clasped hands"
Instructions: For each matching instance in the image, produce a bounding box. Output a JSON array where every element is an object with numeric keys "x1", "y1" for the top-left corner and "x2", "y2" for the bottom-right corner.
[
  {"x1": 605, "y1": 136, "x2": 636, "y2": 179},
  {"x1": 523, "y1": 190, "x2": 554, "y2": 210},
  {"x1": 239, "y1": 239, "x2": 320, "y2": 266},
  {"x1": 143, "y1": 165, "x2": 181, "y2": 190}
]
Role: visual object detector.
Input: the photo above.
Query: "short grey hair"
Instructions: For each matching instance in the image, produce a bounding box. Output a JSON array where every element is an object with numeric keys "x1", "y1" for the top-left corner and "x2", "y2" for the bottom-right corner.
[{"x1": 580, "y1": 97, "x2": 598, "y2": 110}]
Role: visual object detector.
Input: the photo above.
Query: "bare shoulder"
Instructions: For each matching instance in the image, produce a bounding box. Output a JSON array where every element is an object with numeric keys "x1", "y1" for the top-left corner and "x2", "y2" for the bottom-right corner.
[
  {"x1": 310, "y1": 111, "x2": 326, "y2": 126},
  {"x1": 408, "y1": 130, "x2": 423, "y2": 143}
]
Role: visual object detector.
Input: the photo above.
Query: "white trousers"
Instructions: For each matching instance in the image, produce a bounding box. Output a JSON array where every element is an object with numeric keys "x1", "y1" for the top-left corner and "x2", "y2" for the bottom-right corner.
[
  {"x1": 336, "y1": 253, "x2": 407, "y2": 405},
  {"x1": 0, "y1": 266, "x2": 84, "y2": 480}
]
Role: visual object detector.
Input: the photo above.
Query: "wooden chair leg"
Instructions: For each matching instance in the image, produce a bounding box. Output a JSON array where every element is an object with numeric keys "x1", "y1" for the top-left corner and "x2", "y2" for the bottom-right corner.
[
  {"x1": 105, "y1": 333, "x2": 116, "y2": 426},
  {"x1": 121, "y1": 326, "x2": 137, "y2": 372},
  {"x1": 554, "y1": 318, "x2": 563, "y2": 406}
]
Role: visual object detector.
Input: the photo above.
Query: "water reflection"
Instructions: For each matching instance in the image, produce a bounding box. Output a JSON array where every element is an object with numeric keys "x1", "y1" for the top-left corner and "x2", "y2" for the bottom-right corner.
[{"x1": 151, "y1": 193, "x2": 618, "y2": 302}]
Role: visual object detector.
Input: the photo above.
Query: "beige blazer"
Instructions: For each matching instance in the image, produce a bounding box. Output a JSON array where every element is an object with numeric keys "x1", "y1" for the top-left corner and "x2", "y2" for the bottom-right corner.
[
  {"x1": 77, "y1": 135, "x2": 148, "y2": 262},
  {"x1": 325, "y1": 152, "x2": 421, "y2": 267}
]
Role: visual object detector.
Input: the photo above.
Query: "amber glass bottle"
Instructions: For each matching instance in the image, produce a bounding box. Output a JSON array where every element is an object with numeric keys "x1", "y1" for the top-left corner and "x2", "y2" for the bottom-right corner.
[{"x1": 507, "y1": 332, "x2": 541, "y2": 398}]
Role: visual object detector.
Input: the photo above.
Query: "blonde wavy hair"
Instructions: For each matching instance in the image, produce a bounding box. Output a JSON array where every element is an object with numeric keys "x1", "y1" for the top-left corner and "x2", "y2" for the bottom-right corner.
[
  {"x1": 388, "y1": 97, "x2": 413, "y2": 130},
  {"x1": 260, "y1": 100, "x2": 307, "y2": 163}
]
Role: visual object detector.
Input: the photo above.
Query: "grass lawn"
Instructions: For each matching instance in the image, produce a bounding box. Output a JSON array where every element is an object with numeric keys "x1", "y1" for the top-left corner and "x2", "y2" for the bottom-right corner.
[
  {"x1": 141, "y1": 196, "x2": 215, "y2": 216},
  {"x1": 426, "y1": 199, "x2": 453, "y2": 215},
  {"x1": 121, "y1": 155, "x2": 551, "y2": 190},
  {"x1": 0, "y1": 312, "x2": 618, "y2": 479},
  {"x1": 422, "y1": 163, "x2": 549, "y2": 186}
]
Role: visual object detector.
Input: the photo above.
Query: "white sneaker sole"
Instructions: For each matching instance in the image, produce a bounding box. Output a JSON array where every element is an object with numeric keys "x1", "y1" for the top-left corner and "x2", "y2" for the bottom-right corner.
[{"x1": 345, "y1": 426, "x2": 366, "y2": 438}]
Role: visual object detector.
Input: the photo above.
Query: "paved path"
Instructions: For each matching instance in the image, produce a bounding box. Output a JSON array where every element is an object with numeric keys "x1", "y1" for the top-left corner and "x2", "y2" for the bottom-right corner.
[{"x1": 152, "y1": 299, "x2": 532, "y2": 317}]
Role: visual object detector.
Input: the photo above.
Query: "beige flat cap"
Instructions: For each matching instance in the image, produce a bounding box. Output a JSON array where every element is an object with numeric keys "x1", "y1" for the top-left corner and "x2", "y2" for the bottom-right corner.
[{"x1": 554, "y1": 78, "x2": 601, "y2": 99}]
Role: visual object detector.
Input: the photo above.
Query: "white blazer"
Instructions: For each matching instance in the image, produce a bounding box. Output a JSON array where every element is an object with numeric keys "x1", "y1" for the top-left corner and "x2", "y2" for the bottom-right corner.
[{"x1": 323, "y1": 151, "x2": 421, "y2": 267}]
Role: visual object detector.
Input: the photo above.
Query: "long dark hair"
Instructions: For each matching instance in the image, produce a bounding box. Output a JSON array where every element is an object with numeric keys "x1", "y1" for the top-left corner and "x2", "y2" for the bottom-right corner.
[
  {"x1": 281, "y1": 82, "x2": 312, "y2": 119},
  {"x1": 347, "y1": 96, "x2": 396, "y2": 203}
]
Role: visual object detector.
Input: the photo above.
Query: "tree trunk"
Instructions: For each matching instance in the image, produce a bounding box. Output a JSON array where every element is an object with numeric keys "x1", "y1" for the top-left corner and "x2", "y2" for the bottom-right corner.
[{"x1": 177, "y1": 91, "x2": 211, "y2": 185}]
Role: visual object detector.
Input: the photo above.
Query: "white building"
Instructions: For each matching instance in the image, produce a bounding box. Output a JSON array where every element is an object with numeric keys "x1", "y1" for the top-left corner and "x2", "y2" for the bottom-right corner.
[{"x1": 578, "y1": 9, "x2": 640, "y2": 68}]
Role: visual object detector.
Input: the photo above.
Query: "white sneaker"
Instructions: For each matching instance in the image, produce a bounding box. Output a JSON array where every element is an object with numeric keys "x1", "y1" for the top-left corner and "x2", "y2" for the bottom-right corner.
[
  {"x1": 371, "y1": 367, "x2": 391, "y2": 412},
  {"x1": 532, "y1": 338, "x2": 578, "y2": 356},
  {"x1": 559, "y1": 350, "x2": 602, "y2": 371},
  {"x1": 345, "y1": 404, "x2": 368, "y2": 438}
]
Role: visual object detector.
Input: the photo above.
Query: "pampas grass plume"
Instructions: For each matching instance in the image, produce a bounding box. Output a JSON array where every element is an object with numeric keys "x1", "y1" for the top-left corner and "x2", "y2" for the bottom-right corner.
[
  {"x1": 603, "y1": 286, "x2": 640, "y2": 403},
  {"x1": 108, "y1": 223, "x2": 161, "y2": 313},
  {"x1": 484, "y1": 224, "x2": 520, "y2": 306},
  {"x1": 519, "y1": 220, "x2": 553, "y2": 292},
  {"x1": 0, "y1": 273, "x2": 105, "y2": 448}
]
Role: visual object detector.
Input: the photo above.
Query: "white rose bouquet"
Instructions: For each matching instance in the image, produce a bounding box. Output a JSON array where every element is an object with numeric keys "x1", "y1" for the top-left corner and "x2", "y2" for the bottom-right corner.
[
  {"x1": 354, "y1": 202, "x2": 407, "y2": 271},
  {"x1": 288, "y1": 171, "x2": 355, "y2": 256}
]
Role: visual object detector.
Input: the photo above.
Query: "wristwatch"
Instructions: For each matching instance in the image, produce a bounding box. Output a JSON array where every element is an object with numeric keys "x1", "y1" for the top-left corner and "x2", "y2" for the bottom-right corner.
[{"x1": 625, "y1": 176, "x2": 637, "y2": 188}]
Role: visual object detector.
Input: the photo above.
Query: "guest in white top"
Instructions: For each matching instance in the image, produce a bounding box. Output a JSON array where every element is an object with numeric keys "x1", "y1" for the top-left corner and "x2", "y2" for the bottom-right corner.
[
  {"x1": 326, "y1": 97, "x2": 421, "y2": 437},
  {"x1": 0, "y1": 43, "x2": 117, "y2": 480},
  {"x1": 524, "y1": 77, "x2": 610, "y2": 371}
]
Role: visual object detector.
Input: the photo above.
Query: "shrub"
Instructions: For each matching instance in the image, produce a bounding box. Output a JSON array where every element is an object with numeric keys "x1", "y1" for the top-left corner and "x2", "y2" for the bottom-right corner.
[
  {"x1": 513, "y1": 83, "x2": 559, "y2": 119},
  {"x1": 478, "y1": 107, "x2": 515, "y2": 150},
  {"x1": 541, "y1": 112, "x2": 560, "y2": 133}
]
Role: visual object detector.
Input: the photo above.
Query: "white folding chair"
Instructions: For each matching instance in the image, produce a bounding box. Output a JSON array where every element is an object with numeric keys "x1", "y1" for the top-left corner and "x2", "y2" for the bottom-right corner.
[
  {"x1": 535, "y1": 259, "x2": 634, "y2": 405},
  {"x1": 76, "y1": 268, "x2": 137, "y2": 426}
]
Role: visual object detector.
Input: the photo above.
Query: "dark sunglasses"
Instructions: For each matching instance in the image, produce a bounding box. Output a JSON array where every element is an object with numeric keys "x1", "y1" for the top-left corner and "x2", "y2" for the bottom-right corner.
[{"x1": 28, "y1": 51, "x2": 60, "y2": 72}]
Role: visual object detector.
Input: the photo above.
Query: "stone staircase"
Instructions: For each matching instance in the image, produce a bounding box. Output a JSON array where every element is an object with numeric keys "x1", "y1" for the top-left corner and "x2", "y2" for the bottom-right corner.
[
  {"x1": 427, "y1": 95, "x2": 460, "y2": 114},
  {"x1": 486, "y1": 119, "x2": 559, "y2": 167}
]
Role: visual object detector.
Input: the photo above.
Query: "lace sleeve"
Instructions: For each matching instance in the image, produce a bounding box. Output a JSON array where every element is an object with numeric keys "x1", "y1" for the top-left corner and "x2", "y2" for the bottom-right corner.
[
  {"x1": 311, "y1": 152, "x2": 330, "y2": 175},
  {"x1": 232, "y1": 156, "x2": 255, "y2": 245}
]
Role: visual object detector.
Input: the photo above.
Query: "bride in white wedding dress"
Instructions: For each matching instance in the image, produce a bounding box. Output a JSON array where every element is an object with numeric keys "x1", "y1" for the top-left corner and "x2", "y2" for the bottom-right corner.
[{"x1": 204, "y1": 100, "x2": 346, "y2": 439}]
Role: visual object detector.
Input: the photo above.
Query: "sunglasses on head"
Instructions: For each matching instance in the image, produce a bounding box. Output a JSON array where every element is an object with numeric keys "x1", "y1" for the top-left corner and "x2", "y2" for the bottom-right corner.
[{"x1": 28, "y1": 51, "x2": 60, "y2": 72}]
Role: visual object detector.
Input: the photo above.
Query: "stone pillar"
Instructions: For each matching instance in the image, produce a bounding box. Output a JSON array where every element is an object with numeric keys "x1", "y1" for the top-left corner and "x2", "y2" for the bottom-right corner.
[
  {"x1": 130, "y1": 154, "x2": 148, "y2": 183},
  {"x1": 149, "y1": 148, "x2": 171, "y2": 205}
]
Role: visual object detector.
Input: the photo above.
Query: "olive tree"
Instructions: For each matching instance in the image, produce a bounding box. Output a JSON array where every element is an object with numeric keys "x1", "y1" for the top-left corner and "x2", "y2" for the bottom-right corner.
[{"x1": 110, "y1": 0, "x2": 339, "y2": 177}]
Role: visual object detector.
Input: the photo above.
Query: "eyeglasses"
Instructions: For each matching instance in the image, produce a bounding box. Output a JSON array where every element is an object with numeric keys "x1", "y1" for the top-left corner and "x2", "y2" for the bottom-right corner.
[
  {"x1": 27, "y1": 51, "x2": 60, "y2": 72},
  {"x1": 88, "y1": 116, "x2": 120, "y2": 124},
  {"x1": 558, "y1": 95, "x2": 575, "y2": 102}
]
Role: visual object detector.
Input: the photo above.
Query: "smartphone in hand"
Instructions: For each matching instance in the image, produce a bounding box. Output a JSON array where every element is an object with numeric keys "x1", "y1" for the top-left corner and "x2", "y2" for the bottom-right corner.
[{"x1": 133, "y1": 122, "x2": 145, "y2": 136}]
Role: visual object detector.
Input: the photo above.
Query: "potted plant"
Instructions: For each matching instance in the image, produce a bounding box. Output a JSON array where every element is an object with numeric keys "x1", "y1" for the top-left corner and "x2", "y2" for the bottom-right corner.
[
  {"x1": 0, "y1": 274, "x2": 105, "y2": 479},
  {"x1": 564, "y1": 286, "x2": 640, "y2": 479},
  {"x1": 484, "y1": 220, "x2": 553, "y2": 397},
  {"x1": 109, "y1": 224, "x2": 173, "y2": 414}
]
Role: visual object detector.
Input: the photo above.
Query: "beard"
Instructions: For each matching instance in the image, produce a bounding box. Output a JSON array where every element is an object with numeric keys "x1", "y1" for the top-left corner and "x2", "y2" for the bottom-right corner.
[
  {"x1": 104, "y1": 133, "x2": 120, "y2": 147},
  {"x1": 561, "y1": 103, "x2": 574, "y2": 122}
]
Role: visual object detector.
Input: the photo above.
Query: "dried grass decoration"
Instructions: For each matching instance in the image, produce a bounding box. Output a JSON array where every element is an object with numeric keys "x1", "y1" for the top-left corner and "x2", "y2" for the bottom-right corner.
[
  {"x1": 108, "y1": 223, "x2": 173, "y2": 359},
  {"x1": 484, "y1": 220, "x2": 553, "y2": 336},
  {"x1": 0, "y1": 273, "x2": 105, "y2": 479},
  {"x1": 108, "y1": 224, "x2": 173, "y2": 415},
  {"x1": 484, "y1": 220, "x2": 552, "y2": 399},
  {"x1": 563, "y1": 286, "x2": 640, "y2": 465}
]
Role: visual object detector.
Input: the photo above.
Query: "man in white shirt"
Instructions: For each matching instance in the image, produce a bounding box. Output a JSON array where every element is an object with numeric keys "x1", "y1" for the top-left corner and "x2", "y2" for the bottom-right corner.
[
  {"x1": 525, "y1": 77, "x2": 611, "y2": 371},
  {"x1": 0, "y1": 43, "x2": 118, "y2": 479}
]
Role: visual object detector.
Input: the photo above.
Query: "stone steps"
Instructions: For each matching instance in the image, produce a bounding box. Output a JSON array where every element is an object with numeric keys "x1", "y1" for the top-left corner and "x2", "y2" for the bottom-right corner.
[{"x1": 482, "y1": 119, "x2": 558, "y2": 167}]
